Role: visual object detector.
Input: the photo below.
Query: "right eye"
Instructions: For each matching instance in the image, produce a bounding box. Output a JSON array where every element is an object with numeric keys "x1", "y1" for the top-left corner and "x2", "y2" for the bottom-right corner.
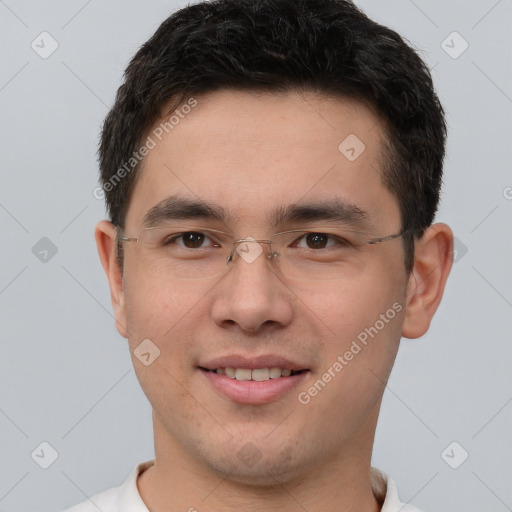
[{"x1": 165, "y1": 231, "x2": 219, "y2": 249}]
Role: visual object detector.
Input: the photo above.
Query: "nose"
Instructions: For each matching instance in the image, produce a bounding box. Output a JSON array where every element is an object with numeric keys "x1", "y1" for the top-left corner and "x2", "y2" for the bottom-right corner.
[{"x1": 210, "y1": 239, "x2": 294, "y2": 333}]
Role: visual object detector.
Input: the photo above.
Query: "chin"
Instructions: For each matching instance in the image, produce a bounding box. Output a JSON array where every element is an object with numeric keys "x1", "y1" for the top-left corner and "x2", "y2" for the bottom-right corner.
[
  {"x1": 210, "y1": 460, "x2": 300, "y2": 488},
  {"x1": 202, "y1": 441, "x2": 311, "y2": 488}
]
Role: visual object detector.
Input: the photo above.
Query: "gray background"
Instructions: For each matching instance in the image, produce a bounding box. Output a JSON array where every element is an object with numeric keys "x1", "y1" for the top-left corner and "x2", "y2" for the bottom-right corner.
[{"x1": 0, "y1": 0, "x2": 511, "y2": 510}]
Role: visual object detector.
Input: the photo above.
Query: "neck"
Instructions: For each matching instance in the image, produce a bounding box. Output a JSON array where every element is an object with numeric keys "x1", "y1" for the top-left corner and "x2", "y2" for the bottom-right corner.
[{"x1": 137, "y1": 411, "x2": 382, "y2": 512}]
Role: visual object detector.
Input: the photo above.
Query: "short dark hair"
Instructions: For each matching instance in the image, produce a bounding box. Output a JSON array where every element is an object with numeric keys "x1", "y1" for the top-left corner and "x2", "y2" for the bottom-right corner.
[{"x1": 99, "y1": 0, "x2": 446, "y2": 273}]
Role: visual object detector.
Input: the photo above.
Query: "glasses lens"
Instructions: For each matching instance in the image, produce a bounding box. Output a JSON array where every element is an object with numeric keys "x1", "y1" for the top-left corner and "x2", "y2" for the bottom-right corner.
[
  {"x1": 269, "y1": 229, "x2": 367, "y2": 281},
  {"x1": 135, "y1": 225, "x2": 231, "y2": 279}
]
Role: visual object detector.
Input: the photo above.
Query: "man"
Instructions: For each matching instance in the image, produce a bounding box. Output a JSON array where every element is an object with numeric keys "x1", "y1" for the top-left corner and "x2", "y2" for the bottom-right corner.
[{"x1": 64, "y1": 0, "x2": 453, "y2": 510}]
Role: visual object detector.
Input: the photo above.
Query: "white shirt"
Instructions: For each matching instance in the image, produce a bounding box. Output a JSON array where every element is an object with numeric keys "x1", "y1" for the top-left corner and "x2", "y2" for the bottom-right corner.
[{"x1": 62, "y1": 460, "x2": 423, "y2": 512}]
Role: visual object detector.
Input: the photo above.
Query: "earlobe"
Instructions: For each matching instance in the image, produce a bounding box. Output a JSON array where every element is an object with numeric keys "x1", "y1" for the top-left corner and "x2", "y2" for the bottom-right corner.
[
  {"x1": 401, "y1": 223, "x2": 453, "y2": 339},
  {"x1": 95, "y1": 220, "x2": 128, "y2": 338}
]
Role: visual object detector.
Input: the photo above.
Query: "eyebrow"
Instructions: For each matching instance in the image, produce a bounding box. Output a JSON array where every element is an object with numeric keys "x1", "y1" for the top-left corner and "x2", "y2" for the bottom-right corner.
[
  {"x1": 142, "y1": 195, "x2": 227, "y2": 228},
  {"x1": 142, "y1": 194, "x2": 371, "y2": 230}
]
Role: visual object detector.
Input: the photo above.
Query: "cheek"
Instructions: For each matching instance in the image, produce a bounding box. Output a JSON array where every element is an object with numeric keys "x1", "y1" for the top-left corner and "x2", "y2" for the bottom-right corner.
[
  {"x1": 122, "y1": 271, "x2": 202, "y2": 408},
  {"x1": 298, "y1": 268, "x2": 407, "y2": 401},
  {"x1": 296, "y1": 279, "x2": 405, "y2": 435},
  {"x1": 122, "y1": 279, "x2": 185, "y2": 388},
  {"x1": 294, "y1": 269, "x2": 405, "y2": 341},
  {"x1": 123, "y1": 262, "x2": 203, "y2": 339}
]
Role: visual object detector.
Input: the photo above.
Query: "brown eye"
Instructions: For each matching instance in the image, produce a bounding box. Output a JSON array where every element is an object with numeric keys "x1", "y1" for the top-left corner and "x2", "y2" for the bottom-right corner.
[
  {"x1": 305, "y1": 233, "x2": 329, "y2": 249},
  {"x1": 297, "y1": 233, "x2": 338, "y2": 250},
  {"x1": 180, "y1": 232, "x2": 207, "y2": 248},
  {"x1": 164, "y1": 232, "x2": 211, "y2": 249},
  {"x1": 294, "y1": 232, "x2": 352, "y2": 250}
]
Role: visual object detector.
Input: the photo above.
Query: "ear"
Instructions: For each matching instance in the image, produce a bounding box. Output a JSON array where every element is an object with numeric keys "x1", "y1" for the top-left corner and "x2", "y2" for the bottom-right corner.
[
  {"x1": 402, "y1": 223, "x2": 453, "y2": 339},
  {"x1": 95, "y1": 220, "x2": 128, "y2": 338}
]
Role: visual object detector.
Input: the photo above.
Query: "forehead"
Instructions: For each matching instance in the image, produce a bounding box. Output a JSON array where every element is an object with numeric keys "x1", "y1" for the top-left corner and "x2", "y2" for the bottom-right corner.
[{"x1": 124, "y1": 89, "x2": 400, "y2": 231}]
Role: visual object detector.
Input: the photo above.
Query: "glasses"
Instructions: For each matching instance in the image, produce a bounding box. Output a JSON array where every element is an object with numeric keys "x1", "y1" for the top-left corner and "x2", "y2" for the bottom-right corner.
[{"x1": 117, "y1": 223, "x2": 406, "y2": 281}]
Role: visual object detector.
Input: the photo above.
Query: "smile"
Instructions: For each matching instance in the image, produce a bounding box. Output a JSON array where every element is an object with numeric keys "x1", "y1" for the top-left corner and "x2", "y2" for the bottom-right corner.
[{"x1": 199, "y1": 368, "x2": 309, "y2": 404}]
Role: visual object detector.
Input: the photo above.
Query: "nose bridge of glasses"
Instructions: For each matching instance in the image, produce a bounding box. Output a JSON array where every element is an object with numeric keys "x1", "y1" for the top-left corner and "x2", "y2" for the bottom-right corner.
[{"x1": 229, "y1": 237, "x2": 276, "y2": 265}]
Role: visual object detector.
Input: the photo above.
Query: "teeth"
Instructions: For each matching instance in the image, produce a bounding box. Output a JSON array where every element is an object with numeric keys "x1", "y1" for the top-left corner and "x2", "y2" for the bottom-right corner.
[
  {"x1": 235, "y1": 368, "x2": 252, "y2": 381},
  {"x1": 217, "y1": 367, "x2": 298, "y2": 381},
  {"x1": 269, "y1": 367, "x2": 282, "y2": 379},
  {"x1": 252, "y1": 368, "x2": 270, "y2": 381}
]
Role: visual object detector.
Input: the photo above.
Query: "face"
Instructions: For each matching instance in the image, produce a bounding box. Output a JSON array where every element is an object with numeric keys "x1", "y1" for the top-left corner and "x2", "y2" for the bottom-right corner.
[{"x1": 110, "y1": 90, "x2": 411, "y2": 484}]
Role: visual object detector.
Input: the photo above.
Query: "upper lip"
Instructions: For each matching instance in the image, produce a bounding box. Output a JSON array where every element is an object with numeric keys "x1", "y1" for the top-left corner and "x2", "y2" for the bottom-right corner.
[{"x1": 199, "y1": 355, "x2": 309, "y2": 371}]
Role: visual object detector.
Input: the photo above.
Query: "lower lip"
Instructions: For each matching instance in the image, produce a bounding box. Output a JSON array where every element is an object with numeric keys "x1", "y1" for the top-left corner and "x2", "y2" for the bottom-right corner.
[{"x1": 201, "y1": 369, "x2": 309, "y2": 405}]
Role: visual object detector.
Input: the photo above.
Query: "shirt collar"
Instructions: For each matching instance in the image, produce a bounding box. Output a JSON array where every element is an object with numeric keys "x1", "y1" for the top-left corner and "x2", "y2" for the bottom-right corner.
[{"x1": 116, "y1": 460, "x2": 154, "y2": 512}]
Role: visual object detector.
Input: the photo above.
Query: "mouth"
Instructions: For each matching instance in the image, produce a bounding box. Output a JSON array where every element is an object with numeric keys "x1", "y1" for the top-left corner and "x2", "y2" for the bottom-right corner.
[
  {"x1": 198, "y1": 357, "x2": 310, "y2": 404},
  {"x1": 201, "y1": 367, "x2": 306, "y2": 381}
]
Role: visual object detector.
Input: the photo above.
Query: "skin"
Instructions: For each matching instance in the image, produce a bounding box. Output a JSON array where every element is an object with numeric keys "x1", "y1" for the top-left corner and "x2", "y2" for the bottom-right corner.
[{"x1": 96, "y1": 89, "x2": 453, "y2": 511}]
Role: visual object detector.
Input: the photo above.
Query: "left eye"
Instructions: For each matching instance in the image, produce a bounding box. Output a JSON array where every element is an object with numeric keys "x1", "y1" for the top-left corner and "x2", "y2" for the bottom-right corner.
[{"x1": 295, "y1": 233, "x2": 346, "y2": 250}]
